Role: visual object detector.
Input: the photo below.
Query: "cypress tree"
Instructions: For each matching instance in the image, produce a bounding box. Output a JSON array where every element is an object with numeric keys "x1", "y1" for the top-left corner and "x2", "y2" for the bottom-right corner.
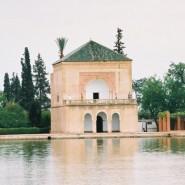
[
  {"x1": 114, "y1": 28, "x2": 125, "y2": 54},
  {"x1": 3, "y1": 73, "x2": 11, "y2": 101},
  {"x1": 33, "y1": 54, "x2": 50, "y2": 111},
  {"x1": 20, "y1": 47, "x2": 34, "y2": 111},
  {"x1": 10, "y1": 73, "x2": 21, "y2": 103}
]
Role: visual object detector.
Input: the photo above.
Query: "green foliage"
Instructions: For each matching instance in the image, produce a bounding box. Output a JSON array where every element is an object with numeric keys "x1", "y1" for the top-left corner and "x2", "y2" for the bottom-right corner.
[
  {"x1": 0, "y1": 91, "x2": 7, "y2": 107},
  {"x1": 170, "y1": 112, "x2": 185, "y2": 119},
  {"x1": 158, "y1": 111, "x2": 185, "y2": 120},
  {"x1": 0, "y1": 102, "x2": 29, "y2": 128},
  {"x1": 164, "y1": 62, "x2": 185, "y2": 112},
  {"x1": 114, "y1": 28, "x2": 125, "y2": 54},
  {"x1": 33, "y1": 54, "x2": 50, "y2": 110},
  {"x1": 177, "y1": 112, "x2": 185, "y2": 118},
  {"x1": 141, "y1": 76, "x2": 167, "y2": 124},
  {"x1": 29, "y1": 101, "x2": 41, "y2": 127},
  {"x1": 133, "y1": 78, "x2": 147, "y2": 106},
  {"x1": 3, "y1": 73, "x2": 11, "y2": 101},
  {"x1": 40, "y1": 111, "x2": 51, "y2": 128},
  {"x1": 138, "y1": 109, "x2": 152, "y2": 119},
  {"x1": 158, "y1": 111, "x2": 170, "y2": 118},
  {"x1": 10, "y1": 73, "x2": 21, "y2": 102},
  {"x1": 20, "y1": 47, "x2": 34, "y2": 111},
  {"x1": 0, "y1": 127, "x2": 39, "y2": 135},
  {"x1": 170, "y1": 113, "x2": 178, "y2": 119},
  {"x1": 56, "y1": 37, "x2": 68, "y2": 58},
  {"x1": 39, "y1": 127, "x2": 50, "y2": 133}
]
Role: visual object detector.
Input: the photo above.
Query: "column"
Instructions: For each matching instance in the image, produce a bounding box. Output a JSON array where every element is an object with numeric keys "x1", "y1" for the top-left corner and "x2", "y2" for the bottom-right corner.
[
  {"x1": 166, "y1": 112, "x2": 170, "y2": 132},
  {"x1": 107, "y1": 113, "x2": 112, "y2": 133},
  {"x1": 92, "y1": 112, "x2": 97, "y2": 133},
  {"x1": 177, "y1": 116, "x2": 181, "y2": 130},
  {"x1": 162, "y1": 117, "x2": 166, "y2": 132}
]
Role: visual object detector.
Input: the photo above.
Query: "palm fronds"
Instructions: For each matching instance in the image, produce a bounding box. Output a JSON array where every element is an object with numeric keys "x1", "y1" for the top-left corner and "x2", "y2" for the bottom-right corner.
[{"x1": 55, "y1": 37, "x2": 68, "y2": 58}]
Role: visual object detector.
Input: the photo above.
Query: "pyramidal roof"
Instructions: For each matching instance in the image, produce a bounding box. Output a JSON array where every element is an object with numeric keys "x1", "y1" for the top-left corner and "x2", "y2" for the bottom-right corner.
[{"x1": 54, "y1": 40, "x2": 131, "y2": 64}]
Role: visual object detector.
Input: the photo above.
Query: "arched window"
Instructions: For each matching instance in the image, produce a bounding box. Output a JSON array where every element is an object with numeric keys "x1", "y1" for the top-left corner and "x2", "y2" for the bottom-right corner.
[
  {"x1": 84, "y1": 113, "x2": 92, "y2": 132},
  {"x1": 112, "y1": 113, "x2": 120, "y2": 132}
]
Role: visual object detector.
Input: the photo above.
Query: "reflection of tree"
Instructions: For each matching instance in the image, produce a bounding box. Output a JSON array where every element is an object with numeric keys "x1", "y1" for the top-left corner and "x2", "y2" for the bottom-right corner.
[
  {"x1": 139, "y1": 138, "x2": 171, "y2": 152},
  {"x1": 22, "y1": 140, "x2": 50, "y2": 185},
  {"x1": 97, "y1": 139, "x2": 104, "y2": 149},
  {"x1": 139, "y1": 137, "x2": 185, "y2": 154},
  {"x1": 170, "y1": 138, "x2": 185, "y2": 154},
  {"x1": 0, "y1": 140, "x2": 49, "y2": 158},
  {"x1": 0, "y1": 140, "x2": 51, "y2": 185},
  {"x1": 22, "y1": 140, "x2": 50, "y2": 161}
]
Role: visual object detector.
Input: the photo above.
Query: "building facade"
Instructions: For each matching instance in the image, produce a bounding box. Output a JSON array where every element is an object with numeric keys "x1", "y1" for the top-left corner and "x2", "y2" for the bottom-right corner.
[{"x1": 51, "y1": 40, "x2": 138, "y2": 133}]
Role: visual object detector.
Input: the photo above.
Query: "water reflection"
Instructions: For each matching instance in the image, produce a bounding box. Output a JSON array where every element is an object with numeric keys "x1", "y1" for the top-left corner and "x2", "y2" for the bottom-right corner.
[
  {"x1": 0, "y1": 140, "x2": 50, "y2": 185},
  {"x1": 139, "y1": 137, "x2": 185, "y2": 154},
  {"x1": 51, "y1": 138, "x2": 138, "y2": 185},
  {"x1": 0, "y1": 138, "x2": 185, "y2": 185}
]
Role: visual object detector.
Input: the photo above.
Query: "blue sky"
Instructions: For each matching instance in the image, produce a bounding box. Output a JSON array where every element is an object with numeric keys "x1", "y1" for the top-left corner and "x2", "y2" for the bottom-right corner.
[{"x1": 0, "y1": 0, "x2": 185, "y2": 90}]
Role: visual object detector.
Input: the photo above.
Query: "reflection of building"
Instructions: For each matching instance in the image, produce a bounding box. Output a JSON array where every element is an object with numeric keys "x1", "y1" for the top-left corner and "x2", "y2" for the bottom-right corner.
[
  {"x1": 51, "y1": 40, "x2": 138, "y2": 133},
  {"x1": 51, "y1": 138, "x2": 138, "y2": 184}
]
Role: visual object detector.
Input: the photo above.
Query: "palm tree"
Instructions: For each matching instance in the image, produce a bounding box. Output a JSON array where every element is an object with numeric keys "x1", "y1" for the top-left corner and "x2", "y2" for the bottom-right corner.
[{"x1": 55, "y1": 37, "x2": 68, "y2": 59}]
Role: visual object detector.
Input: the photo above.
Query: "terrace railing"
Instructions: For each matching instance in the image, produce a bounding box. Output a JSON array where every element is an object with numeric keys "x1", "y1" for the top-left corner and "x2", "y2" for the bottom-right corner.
[{"x1": 63, "y1": 99, "x2": 137, "y2": 106}]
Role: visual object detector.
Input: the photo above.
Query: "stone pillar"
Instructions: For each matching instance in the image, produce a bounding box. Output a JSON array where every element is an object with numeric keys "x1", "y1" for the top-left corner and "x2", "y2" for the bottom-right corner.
[
  {"x1": 92, "y1": 112, "x2": 97, "y2": 133},
  {"x1": 166, "y1": 112, "x2": 170, "y2": 132},
  {"x1": 107, "y1": 113, "x2": 112, "y2": 133},
  {"x1": 162, "y1": 117, "x2": 166, "y2": 132},
  {"x1": 177, "y1": 116, "x2": 181, "y2": 130},
  {"x1": 158, "y1": 117, "x2": 162, "y2": 132}
]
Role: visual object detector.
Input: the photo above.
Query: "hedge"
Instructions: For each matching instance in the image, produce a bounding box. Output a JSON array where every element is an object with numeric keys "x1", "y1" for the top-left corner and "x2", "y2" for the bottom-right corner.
[
  {"x1": 0, "y1": 127, "x2": 39, "y2": 135},
  {"x1": 39, "y1": 127, "x2": 50, "y2": 134}
]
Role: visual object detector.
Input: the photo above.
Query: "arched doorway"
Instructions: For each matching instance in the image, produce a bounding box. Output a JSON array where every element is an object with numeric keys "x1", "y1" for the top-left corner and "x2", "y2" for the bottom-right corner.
[
  {"x1": 84, "y1": 113, "x2": 92, "y2": 133},
  {"x1": 96, "y1": 112, "x2": 107, "y2": 133},
  {"x1": 86, "y1": 80, "x2": 109, "y2": 99},
  {"x1": 112, "y1": 113, "x2": 120, "y2": 132},
  {"x1": 97, "y1": 116, "x2": 103, "y2": 132}
]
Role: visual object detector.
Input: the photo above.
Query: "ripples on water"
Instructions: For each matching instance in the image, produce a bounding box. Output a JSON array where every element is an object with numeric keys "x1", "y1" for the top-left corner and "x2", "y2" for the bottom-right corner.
[{"x1": 0, "y1": 137, "x2": 185, "y2": 185}]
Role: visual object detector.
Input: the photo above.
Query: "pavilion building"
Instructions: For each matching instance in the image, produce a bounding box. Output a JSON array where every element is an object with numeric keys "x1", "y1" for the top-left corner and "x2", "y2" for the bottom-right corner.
[{"x1": 50, "y1": 40, "x2": 138, "y2": 133}]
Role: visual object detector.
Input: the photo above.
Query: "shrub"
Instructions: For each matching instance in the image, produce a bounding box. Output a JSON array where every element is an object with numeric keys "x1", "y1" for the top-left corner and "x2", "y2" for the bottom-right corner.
[
  {"x1": 40, "y1": 111, "x2": 51, "y2": 128},
  {"x1": 0, "y1": 102, "x2": 29, "y2": 128},
  {"x1": 39, "y1": 127, "x2": 50, "y2": 133},
  {"x1": 0, "y1": 127, "x2": 39, "y2": 135}
]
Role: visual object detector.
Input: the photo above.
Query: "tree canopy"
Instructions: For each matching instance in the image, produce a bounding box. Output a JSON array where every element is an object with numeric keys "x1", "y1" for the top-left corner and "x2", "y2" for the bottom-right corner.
[
  {"x1": 114, "y1": 28, "x2": 125, "y2": 54},
  {"x1": 135, "y1": 62, "x2": 185, "y2": 128},
  {"x1": 3, "y1": 73, "x2": 11, "y2": 101},
  {"x1": 33, "y1": 54, "x2": 50, "y2": 110},
  {"x1": 56, "y1": 37, "x2": 68, "y2": 58},
  {"x1": 20, "y1": 47, "x2": 34, "y2": 111}
]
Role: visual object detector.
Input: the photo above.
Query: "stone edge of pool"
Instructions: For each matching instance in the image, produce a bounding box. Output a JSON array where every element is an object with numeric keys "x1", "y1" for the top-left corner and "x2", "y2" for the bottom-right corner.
[{"x1": 0, "y1": 131, "x2": 185, "y2": 140}]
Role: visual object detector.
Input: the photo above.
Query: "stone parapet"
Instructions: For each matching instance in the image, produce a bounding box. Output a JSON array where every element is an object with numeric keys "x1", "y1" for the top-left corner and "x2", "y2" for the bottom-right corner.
[{"x1": 63, "y1": 99, "x2": 137, "y2": 106}]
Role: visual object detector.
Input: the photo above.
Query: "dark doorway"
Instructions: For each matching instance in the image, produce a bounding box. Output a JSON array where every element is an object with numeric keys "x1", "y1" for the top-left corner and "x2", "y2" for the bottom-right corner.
[
  {"x1": 96, "y1": 116, "x2": 103, "y2": 132},
  {"x1": 93, "y1": 92, "x2": 99, "y2": 99}
]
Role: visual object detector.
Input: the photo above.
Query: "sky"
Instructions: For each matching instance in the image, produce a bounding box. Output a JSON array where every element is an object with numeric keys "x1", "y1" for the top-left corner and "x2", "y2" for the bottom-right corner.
[{"x1": 0, "y1": 0, "x2": 185, "y2": 90}]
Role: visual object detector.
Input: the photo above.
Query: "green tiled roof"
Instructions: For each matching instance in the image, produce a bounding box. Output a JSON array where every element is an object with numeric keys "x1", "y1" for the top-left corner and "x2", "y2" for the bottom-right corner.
[{"x1": 54, "y1": 40, "x2": 131, "y2": 64}]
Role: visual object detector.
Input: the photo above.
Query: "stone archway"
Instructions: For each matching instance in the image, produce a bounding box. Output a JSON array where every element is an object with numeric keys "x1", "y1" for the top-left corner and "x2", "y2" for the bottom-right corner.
[
  {"x1": 112, "y1": 113, "x2": 120, "y2": 132},
  {"x1": 96, "y1": 112, "x2": 107, "y2": 133},
  {"x1": 84, "y1": 113, "x2": 93, "y2": 133},
  {"x1": 86, "y1": 80, "x2": 109, "y2": 99}
]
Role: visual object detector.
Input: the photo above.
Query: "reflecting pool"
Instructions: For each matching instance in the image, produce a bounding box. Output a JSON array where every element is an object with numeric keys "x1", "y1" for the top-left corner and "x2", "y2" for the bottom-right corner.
[{"x1": 0, "y1": 137, "x2": 185, "y2": 185}]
